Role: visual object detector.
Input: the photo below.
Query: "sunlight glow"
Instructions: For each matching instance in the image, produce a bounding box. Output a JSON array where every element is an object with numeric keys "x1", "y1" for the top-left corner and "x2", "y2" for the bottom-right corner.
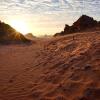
[{"x1": 9, "y1": 20, "x2": 29, "y2": 34}]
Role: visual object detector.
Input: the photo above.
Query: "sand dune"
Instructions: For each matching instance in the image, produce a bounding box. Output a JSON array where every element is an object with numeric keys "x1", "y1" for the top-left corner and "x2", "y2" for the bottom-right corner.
[{"x1": 0, "y1": 31, "x2": 100, "y2": 100}]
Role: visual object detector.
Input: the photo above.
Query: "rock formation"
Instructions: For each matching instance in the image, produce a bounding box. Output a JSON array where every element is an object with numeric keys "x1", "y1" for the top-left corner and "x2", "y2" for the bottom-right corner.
[
  {"x1": 0, "y1": 21, "x2": 30, "y2": 44},
  {"x1": 54, "y1": 15, "x2": 100, "y2": 36}
]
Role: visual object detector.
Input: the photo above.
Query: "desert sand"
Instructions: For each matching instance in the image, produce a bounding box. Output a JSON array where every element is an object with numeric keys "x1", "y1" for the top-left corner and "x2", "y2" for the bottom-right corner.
[{"x1": 0, "y1": 31, "x2": 100, "y2": 100}]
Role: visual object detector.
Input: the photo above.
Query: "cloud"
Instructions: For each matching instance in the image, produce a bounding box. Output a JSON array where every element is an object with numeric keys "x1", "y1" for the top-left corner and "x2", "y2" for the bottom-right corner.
[
  {"x1": 0, "y1": 0, "x2": 100, "y2": 35},
  {"x1": 0, "y1": 0, "x2": 100, "y2": 15}
]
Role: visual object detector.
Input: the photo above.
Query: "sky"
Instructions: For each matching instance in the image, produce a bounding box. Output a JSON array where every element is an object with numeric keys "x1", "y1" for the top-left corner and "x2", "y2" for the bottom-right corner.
[{"x1": 0, "y1": 0, "x2": 100, "y2": 36}]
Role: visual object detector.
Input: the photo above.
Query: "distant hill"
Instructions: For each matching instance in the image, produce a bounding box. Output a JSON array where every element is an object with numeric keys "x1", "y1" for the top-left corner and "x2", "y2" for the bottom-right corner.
[
  {"x1": 54, "y1": 15, "x2": 100, "y2": 36},
  {"x1": 0, "y1": 21, "x2": 30, "y2": 44},
  {"x1": 25, "y1": 33, "x2": 36, "y2": 40}
]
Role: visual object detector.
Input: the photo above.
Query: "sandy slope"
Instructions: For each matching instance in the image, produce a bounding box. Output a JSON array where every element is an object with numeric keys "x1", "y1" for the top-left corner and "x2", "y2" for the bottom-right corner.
[{"x1": 0, "y1": 31, "x2": 100, "y2": 100}]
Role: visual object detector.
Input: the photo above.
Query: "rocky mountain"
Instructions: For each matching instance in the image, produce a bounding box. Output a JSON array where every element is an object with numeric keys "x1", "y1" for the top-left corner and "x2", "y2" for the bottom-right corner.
[
  {"x1": 54, "y1": 15, "x2": 100, "y2": 36},
  {"x1": 0, "y1": 21, "x2": 30, "y2": 44}
]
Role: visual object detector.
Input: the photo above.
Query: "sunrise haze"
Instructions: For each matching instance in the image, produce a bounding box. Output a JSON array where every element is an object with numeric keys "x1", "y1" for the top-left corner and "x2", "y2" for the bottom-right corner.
[{"x1": 0, "y1": 0, "x2": 100, "y2": 36}]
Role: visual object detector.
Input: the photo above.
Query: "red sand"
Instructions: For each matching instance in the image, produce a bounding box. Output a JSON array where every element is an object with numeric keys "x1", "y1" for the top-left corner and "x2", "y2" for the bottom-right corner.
[{"x1": 0, "y1": 31, "x2": 100, "y2": 100}]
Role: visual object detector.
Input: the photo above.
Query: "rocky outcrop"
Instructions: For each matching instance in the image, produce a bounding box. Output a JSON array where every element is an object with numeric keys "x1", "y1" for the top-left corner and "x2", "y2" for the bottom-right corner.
[
  {"x1": 0, "y1": 21, "x2": 30, "y2": 44},
  {"x1": 54, "y1": 15, "x2": 100, "y2": 36}
]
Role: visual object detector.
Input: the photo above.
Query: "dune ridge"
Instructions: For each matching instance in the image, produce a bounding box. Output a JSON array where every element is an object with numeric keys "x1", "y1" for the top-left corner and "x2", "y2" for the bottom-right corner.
[{"x1": 0, "y1": 30, "x2": 100, "y2": 100}]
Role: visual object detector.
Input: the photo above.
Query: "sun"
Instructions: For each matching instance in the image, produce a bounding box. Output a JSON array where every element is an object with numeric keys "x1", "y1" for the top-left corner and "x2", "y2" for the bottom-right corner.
[{"x1": 9, "y1": 20, "x2": 29, "y2": 34}]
